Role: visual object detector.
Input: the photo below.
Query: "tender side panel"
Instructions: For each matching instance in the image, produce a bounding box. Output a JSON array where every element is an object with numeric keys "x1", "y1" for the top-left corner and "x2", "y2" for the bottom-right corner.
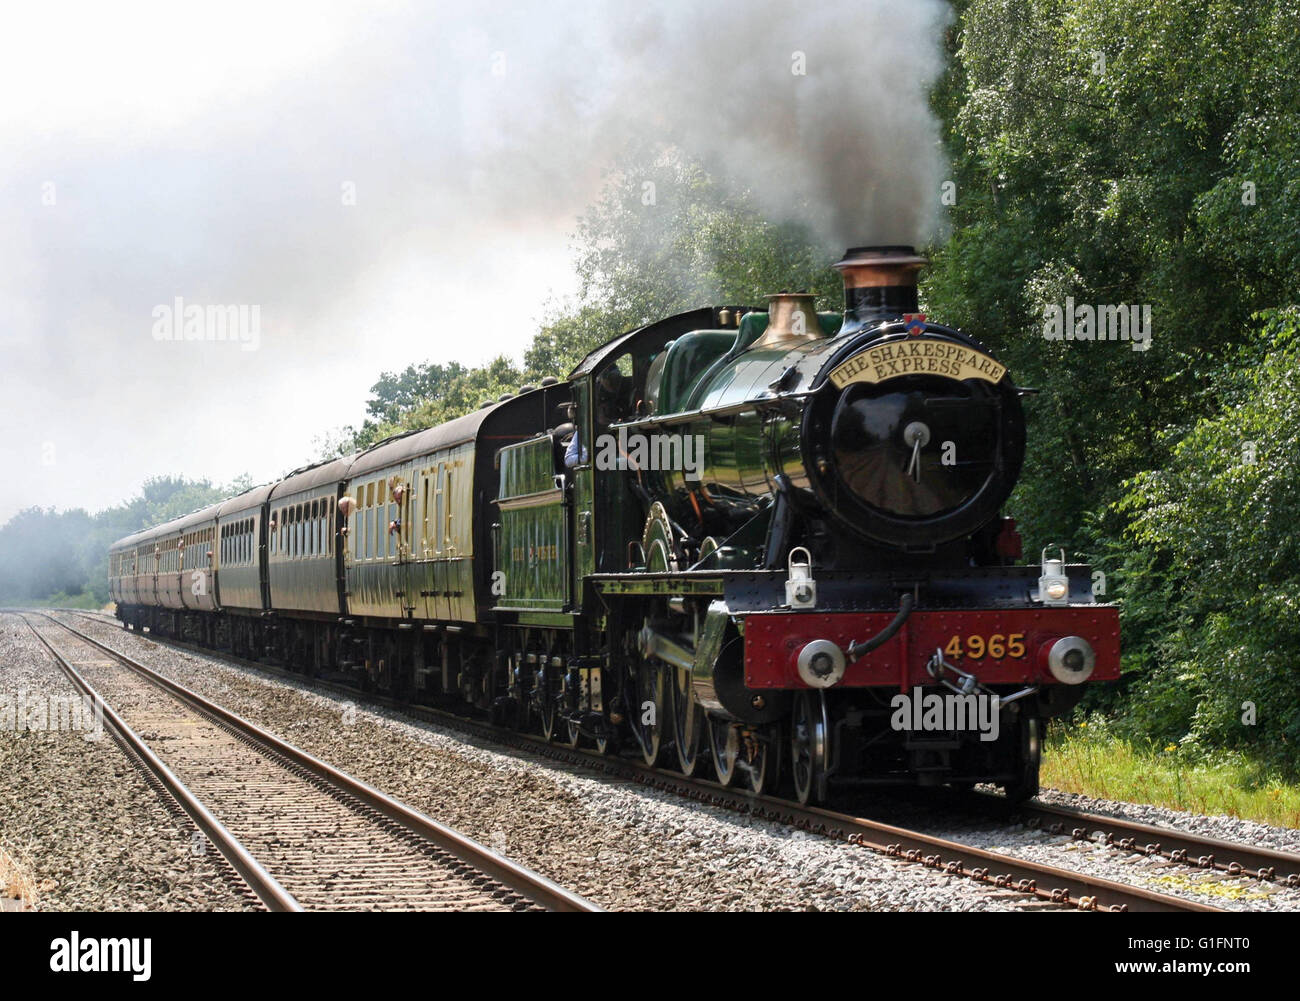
[{"x1": 495, "y1": 436, "x2": 569, "y2": 611}]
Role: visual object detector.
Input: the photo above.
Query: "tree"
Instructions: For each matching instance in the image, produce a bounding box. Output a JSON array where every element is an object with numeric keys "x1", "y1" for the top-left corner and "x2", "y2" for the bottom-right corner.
[
  {"x1": 926, "y1": 0, "x2": 1300, "y2": 562},
  {"x1": 325, "y1": 146, "x2": 837, "y2": 452},
  {"x1": 1113, "y1": 309, "x2": 1300, "y2": 769},
  {"x1": 0, "y1": 475, "x2": 245, "y2": 605}
]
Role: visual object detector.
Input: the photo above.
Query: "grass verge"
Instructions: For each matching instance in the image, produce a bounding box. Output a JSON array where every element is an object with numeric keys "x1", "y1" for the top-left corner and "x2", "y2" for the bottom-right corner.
[{"x1": 1041, "y1": 720, "x2": 1300, "y2": 829}]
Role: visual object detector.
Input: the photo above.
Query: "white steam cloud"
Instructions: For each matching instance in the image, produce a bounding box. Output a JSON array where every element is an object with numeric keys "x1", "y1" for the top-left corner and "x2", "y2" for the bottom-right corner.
[
  {"x1": 463, "y1": 0, "x2": 954, "y2": 246},
  {"x1": 0, "y1": 0, "x2": 952, "y2": 526}
]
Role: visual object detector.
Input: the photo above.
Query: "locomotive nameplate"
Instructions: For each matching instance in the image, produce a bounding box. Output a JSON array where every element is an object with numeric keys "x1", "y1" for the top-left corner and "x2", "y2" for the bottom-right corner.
[{"x1": 828, "y1": 337, "x2": 1006, "y2": 389}]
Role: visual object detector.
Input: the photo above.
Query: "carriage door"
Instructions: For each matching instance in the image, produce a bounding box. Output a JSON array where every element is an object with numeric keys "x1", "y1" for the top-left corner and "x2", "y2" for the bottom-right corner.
[
  {"x1": 430, "y1": 462, "x2": 451, "y2": 621},
  {"x1": 258, "y1": 504, "x2": 271, "y2": 610},
  {"x1": 396, "y1": 467, "x2": 415, "y2": 618}
]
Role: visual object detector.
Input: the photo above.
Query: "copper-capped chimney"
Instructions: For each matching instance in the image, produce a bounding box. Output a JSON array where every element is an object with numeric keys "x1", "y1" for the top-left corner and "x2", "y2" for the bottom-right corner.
[{"x1": 833, "y1": 245, "x2": 927, "y2": 335}]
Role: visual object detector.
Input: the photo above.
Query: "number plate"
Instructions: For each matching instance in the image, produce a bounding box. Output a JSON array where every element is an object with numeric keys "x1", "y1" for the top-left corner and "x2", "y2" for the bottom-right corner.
[{"x1": 944, "y1": 633, "x2": 1026, "y2": 661}]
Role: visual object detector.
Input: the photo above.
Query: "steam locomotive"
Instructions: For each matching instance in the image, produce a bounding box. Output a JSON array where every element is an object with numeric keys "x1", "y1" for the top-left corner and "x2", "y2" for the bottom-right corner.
[{"x1": 110, "y1": 246, "x2": 1119, "y2": 804}]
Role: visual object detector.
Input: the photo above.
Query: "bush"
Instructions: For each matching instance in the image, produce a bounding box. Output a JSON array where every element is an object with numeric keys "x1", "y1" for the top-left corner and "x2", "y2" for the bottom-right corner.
[{"x1": 1113, "y1": 309, "x2": 1300, "y2": 773}]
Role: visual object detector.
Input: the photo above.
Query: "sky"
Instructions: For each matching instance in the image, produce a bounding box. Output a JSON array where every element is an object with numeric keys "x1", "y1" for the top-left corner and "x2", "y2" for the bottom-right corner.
[{"x1": 0, "y1": 0, "x2": 950, "y2": 527}]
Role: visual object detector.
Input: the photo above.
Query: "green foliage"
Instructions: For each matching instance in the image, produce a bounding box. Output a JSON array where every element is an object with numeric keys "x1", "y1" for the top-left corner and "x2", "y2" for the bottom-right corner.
[
  {"x1": 326, "y1": 147, "x2": 836, "y2": 454},
  {"x1": 1114, "y1": 309, "x2": 1300, "y2": 769},
  {"x1": 566, "y1": 148, "x2": 840, "y2": 327},
  {"x1": 926, "y1": 0, "x2": 1300, "y2": 565},
  {"x1": 27, "y1": 590, "x2": 104, "y2": 610},
  {"x1": 0, "y1": 476, "x2": 239, "y2": 605},
  {"x1": 1043, "y1": 716, "x2": 1300, "y2": 827},
  {"x1": 325, "y1": 358, "x2": 525, "y2": 454},
  {"x1": 929, "y1": 1, "x2": 1300, "y2": 772}
]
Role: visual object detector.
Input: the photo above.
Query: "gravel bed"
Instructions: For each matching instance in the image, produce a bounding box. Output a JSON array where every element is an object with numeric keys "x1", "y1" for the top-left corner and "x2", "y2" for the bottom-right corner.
[
  {"x1": 0, "y1": 614, "x2": 255, "y2": 911},
  {"x1": 928, "y1": 819, "x2": 1298, "y2": 911},
  {"x1": 61, "y1": 610, "x2": 1300, "y2": 911},
  {"x1": 1034, "y1": 787, "x2": 1300, "y2": 855},
  {"x1": 61, "y1": 613, "x2": 1035, "y2": 911},
  {"x1": 834, "y1": 781, "x2": 1300, "y2": 911}
]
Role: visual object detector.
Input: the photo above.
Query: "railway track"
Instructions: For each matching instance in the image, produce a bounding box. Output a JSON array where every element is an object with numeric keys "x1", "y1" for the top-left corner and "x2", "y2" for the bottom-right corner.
[
  {"x1": 1014, "y1": 800, "x2": 1300, "y2": 887},
  {"x1": 18, "y1": 611, "x2": 597, "y2": 913},
  {"x1": 56, "y1": 611, "x2": 1264, "y2": 913}
]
